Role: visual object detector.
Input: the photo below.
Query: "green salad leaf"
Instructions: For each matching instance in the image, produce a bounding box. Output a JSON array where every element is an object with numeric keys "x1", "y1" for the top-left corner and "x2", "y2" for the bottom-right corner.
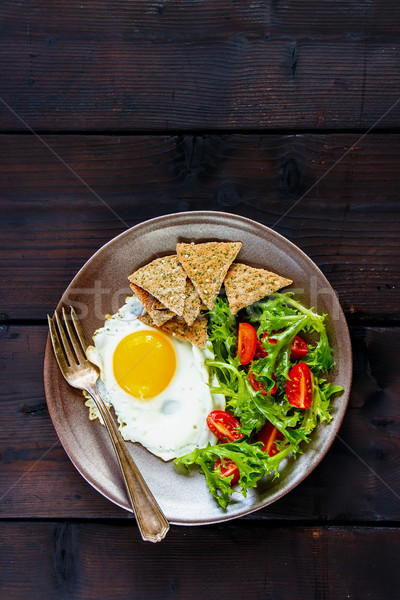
[{"x1": 175, "y1": 440, "x2": 292, "y2": 509}]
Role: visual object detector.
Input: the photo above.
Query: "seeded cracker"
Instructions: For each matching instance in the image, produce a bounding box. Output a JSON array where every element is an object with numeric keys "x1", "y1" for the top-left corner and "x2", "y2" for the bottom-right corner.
[
  {"x1": 128, "y1": 255, "x2": 187, "y2": 316},
  {"x1": 149, "y1": 297, "x2": 167, "y2": 311},
  {"x1": 139, "y1": 313, "x2": 208, "y2": 349},
  {"x1": 182, "y1": 278, "x2": 202, "y2": 326},
  {"x1": 177, "y1": 242, "x2": 242, "y2": 310},
  {"x1": 224, "y1": 262, "x2": 293, "y2": 315},
  {"x1": 129, "y1": 283, "x2": 175, "y2": 327}
]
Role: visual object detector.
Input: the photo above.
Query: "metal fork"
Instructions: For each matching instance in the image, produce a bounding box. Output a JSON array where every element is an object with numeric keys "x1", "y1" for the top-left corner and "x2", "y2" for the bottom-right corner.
[{"x1": 47, "y1": 306, "x2": 169, "y2": 543}]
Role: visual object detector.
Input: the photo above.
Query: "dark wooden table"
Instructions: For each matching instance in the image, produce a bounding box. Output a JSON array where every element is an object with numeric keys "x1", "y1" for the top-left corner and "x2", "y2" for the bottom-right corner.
[{"x1": 1, "y1": 2, "x2": 400, "y2": 598}]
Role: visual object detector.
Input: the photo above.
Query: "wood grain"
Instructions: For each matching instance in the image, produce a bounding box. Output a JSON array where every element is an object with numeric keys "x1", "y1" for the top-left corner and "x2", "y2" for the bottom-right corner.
[
  {"x1": 1, "y1": 1, "x2": 400, "y2": 131},
  {"x1": 1, "y1": 325, "x2": 399, "y2": 520},
  {"x1": 1, "y1": 1, "x2": 398, "y2": 595},
  {"x1": 1, "y1": 521, "x2": 399, "y2": 599},
  {"x1": 1, "y1": 133, "x2": 399, "y2": 320}
]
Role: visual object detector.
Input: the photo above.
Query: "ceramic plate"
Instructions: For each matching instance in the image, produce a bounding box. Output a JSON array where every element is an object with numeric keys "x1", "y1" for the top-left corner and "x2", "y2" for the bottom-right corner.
[{"x1": 44, "y1": 211, "x2": 352, "y2": 525}]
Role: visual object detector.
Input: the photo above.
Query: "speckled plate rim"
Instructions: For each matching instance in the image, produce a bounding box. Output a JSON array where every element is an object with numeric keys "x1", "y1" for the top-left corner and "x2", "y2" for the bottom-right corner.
[{"x1": 44, "y1": 211, "x2": 352, "y2": 525}]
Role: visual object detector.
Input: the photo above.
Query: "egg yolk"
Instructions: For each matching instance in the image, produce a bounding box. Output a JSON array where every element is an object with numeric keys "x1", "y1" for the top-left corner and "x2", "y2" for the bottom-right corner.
[{"x1": 113, "y1": 330, "x2": 176, "y2": 399}]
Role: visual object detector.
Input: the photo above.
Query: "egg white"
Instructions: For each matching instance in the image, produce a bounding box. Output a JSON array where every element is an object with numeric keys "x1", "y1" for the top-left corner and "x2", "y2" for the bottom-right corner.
[{"x1": 85, "y1": 295, "x2": 224, "y2": 461}]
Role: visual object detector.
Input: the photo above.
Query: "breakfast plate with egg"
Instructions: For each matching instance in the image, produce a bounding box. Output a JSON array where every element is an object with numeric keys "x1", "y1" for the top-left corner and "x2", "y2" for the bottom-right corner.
[{"x1": 44, "y1": 211, "x2": 352, "y2": 524}]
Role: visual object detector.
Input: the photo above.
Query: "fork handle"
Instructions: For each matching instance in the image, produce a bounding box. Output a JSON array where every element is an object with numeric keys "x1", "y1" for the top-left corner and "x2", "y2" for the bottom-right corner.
[{"x1": 86, "y1": 385, "x2": 169, "y2": 543}]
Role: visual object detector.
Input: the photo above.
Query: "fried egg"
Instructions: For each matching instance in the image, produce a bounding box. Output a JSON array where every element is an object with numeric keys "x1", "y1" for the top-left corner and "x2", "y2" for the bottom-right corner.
[{"x1": 85, "y1": 296, "x2": 224, "y2": 461}]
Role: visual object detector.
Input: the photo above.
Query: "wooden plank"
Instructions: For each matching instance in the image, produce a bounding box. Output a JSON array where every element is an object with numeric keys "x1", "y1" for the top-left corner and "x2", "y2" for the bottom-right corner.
[
  {"x1": 0, "y1": 522, "x2": 399, "y2": 599},
  {"x1": 0, "y1": 133, "x2": 399, "y2": 319},
  {"x1": 1, "y1": 1, "x2": 400, "y2": 130},
  {"x1": 0, "y1": 325, "x2": 399, "y2": 520}
]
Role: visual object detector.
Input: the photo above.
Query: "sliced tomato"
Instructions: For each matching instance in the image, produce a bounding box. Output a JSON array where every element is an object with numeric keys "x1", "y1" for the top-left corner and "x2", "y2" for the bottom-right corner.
[
  {"x1": 254, "y1": 331, "x2": 278, "y2": 359},
  {"x1": 206, "y1": 410, "x2": 244, "y2": 442},
  {"x1": 290, "y1": 335, "x2": 309, "y2": 360},
  {"x1": 255, "y1": 330, "x2": 309, "y2": 362},
  {"x1": 214, "y1": 457, "x2": 240, "y2": 484},
  {"x1": 285, "y1": 363, "x2": 313, "y2": 409},
  {"x1": 237, "y1": 322, "x2": 257, "y2": 365},
  {"x1": 249, "y1": 371, "x2": 277, "y2": 395},
  {"x1": 255, "y1": 340, "x2": 267, "y2": 359},
  {"x1": 257, "y1": 421, "x2": 285, "y2": 457}
]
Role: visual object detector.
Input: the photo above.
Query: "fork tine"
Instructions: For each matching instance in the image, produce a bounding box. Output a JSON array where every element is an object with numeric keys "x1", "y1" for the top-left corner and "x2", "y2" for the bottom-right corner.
[
  {"x1": 70, "y1": 306, "x2": 90, "y2": 354},
  {"x1": 54, "y1": 310, "x2": 76, "y2": 366},
  {"x1": 62, "y1": 307, "x2": 86, "y2": 363},
  {"x1": 47, "y1": 315, "x2": 69, "y2": 374}
]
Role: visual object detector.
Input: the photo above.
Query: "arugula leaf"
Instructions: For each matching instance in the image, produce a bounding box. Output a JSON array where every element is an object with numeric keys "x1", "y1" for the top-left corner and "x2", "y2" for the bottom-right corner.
[
  {"x1": 175, "y1": 441, "x2": 292, "y2": 509},
  {"x1": 246, "y1": 292, "x2": 334, "y2": 378},
  {"x1": 207, "y1": 359, "x2": 265, "y2": 435},
  {"x1": 302, "y1": 377, "x2": 343, "y2": 435},
  {"x1": 207, "y1": 296, "x2": 237, "y2": 365},
  {"x1": 250, "y1": 321, "x2": 308, "y2": 384},
  {"x1": 250, "y1": 393, "x2": 306, "y2": 446},
  {"x1": 278, "y1": 294, "x2": 334, "y2": 374}
]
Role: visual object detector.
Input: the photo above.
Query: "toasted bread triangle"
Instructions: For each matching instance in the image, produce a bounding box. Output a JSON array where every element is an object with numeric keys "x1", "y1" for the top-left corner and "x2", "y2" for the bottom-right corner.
[
  {"x1": 177, "y1": 242, "x2": 242, "y2": 309},
  {"x1": 224, "y1": 262, "x2": 293, "y2": 314},
  {"x1": 138, "y1": 313, "x2": 208, "y2": 349},
  {"x1": 129, "y1": 283, "x2": 175, "y2": 326},
  {"x1": 128, "y1": 255, "x2": 187, "y2": 316},
  {"x1": 182, "y1": 278, "x2": 202, "y2": 326}
]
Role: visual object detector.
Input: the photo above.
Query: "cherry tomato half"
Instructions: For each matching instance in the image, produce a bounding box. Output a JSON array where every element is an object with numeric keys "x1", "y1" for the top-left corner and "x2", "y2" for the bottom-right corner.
[
  {"x1": 237, "y1": 323, "x2": 257, "y2": 365},
  {"x1": 255, "y1": 330, "x2": 309, "y2": 362},
  {"x1": 285, "y1": 363, "x2": 313, "y2": 409},
  {"x1": 249, "y1": 371, "x2": 277, "y2": 395},
  {"x1": 254, "y1": 331, "x2": 278, "y2": 359},
  {"x1": 290, "y1": 335, "x2": 309, "y2": 361},
  {"x1": 206, "y1": 410, "x2": 244, "y2": 442},
  {"x1": 214, "y1": 457, "x2": 240, "y2": 484},
  {"x1": 257, "y1": 421, "x2": 285, "y2": 457}
]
